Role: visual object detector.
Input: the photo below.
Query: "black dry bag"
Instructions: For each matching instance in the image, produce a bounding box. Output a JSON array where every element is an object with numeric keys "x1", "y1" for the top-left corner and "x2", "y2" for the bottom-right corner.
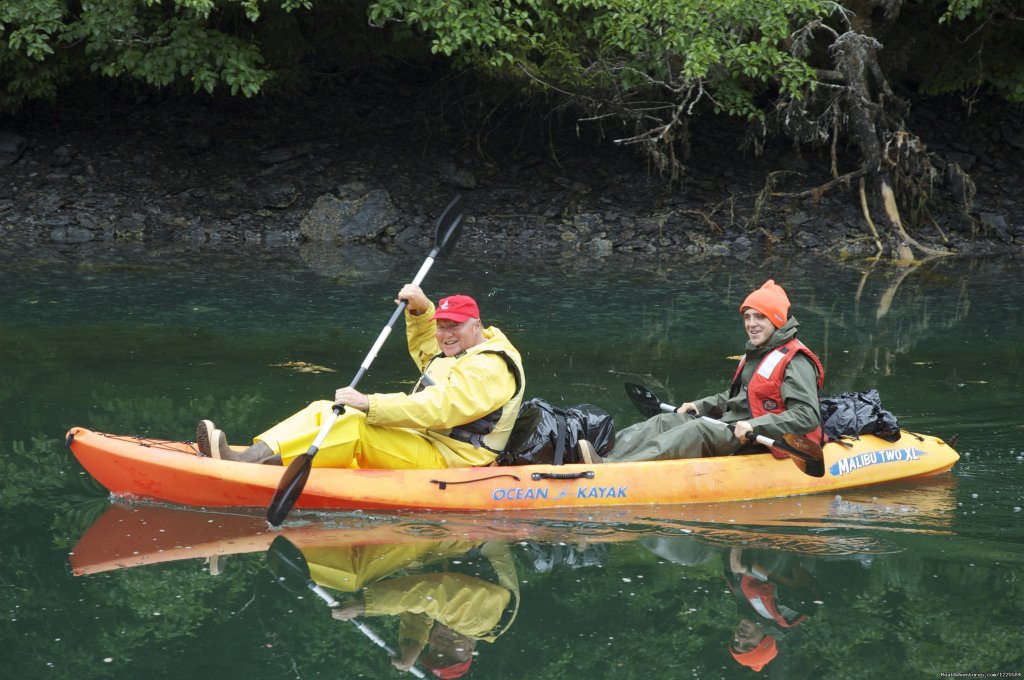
[
  {"x1": 497, "y1": 398, "x2": 615, "y2": 466},
  {"x1": 819, "y1": 389, "x2": 900, "y2": 442}
]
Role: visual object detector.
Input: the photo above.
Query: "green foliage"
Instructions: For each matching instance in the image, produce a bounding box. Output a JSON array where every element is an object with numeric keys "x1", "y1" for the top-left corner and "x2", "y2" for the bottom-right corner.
[
  {"x1": 0, "y1": 0, "x2": 300, "y2": 109},
  {"x1": 941, "y1": 0, "x2": 991, "y2": 22},
  {"x1": 368, "y1": 0, "x2": 829, "y2": 120},
  {"x1": 896, "y1": 0, "x2": 1024, "y2": 103},
  {"x1": 0, "y1": 435, "x2": 98, "y2": 511},
  {"x1": 4, "y1": 0, "x2": 1023, "y2": 121}
]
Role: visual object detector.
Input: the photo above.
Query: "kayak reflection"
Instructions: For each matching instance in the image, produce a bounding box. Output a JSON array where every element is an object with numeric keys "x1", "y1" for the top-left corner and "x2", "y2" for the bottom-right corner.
[
  {"x1": 65, "y1": 476, "x2": 983, "y2": 677},
  {"x1": 68, "y1": 475, "x2": 958, "y2": 577}
]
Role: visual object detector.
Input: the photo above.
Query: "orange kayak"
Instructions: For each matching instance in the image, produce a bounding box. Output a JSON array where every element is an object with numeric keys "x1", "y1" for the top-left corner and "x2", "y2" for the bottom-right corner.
[{"x1": 65, "y1": 426, "x2": 959, "y2": 512}]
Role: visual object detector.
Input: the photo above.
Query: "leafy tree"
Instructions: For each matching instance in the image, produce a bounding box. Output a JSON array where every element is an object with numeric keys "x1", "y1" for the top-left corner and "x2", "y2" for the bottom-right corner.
[{"x1": 0, "y1": 0, "x2": 299, "y2": 110}]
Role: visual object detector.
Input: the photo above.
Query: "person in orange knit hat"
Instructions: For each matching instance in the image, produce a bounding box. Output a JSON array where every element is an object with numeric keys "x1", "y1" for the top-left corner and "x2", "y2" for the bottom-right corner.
[
  {"x1": 731, "y1": 626, "x2": 778, "y2": 672},
  {"x1": 606, "y1": 279, "x2": 825, "y2": 462},
  {"x1": 725, "y1": 546, "x2": 820, "y2": 672}
]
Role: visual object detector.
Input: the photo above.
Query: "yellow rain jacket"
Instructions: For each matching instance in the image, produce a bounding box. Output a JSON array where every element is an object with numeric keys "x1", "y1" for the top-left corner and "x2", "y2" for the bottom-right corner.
[
  {"x1": 360, "y1": 542, "x2": 520, "y2": 645},
  {"x1": 366, "y1": 301, "x2": 525, "y2": 467}
]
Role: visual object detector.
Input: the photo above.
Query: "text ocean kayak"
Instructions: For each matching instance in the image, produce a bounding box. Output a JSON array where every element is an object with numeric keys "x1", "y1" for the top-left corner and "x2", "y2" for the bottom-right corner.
[{"x1": 65, "y1": 426, "x2": 959, "y2": 512}]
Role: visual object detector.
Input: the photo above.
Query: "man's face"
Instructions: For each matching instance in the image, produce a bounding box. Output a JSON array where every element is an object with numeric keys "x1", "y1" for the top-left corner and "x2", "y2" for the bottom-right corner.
[
  {"x1": 743, "y1": 308, "x2": 776, "y2": 347},
  {"x1": 436, "y1": 318, "x2": 483, "y2": 356},
  {"x1": 732, "y1": 617, "x2": 766, "y2": 652}
]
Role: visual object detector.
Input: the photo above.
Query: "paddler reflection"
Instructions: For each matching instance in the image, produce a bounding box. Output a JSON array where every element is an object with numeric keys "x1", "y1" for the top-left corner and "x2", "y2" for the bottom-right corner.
[
  {"x1": 724, "y1": 547, "x2": 820, "y2": 673},
  {"x1": 641, "y1": 536, "x2": 821, "y2": 674},
  {"x1": 294, "y1": 539, "x2": 520, "y2": 678}
]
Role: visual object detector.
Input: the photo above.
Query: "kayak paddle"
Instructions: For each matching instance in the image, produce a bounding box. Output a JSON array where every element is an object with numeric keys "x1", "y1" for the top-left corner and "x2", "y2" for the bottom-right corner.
[
  {"x1": 623, "y1": 382, "x2": 825, "y2": 477},
  {"x1": 624, "y1": 382, "x2": 677, "y2": 419},
  {"x1": 267, "y1": 195, "x2": 465, "y2": 526},
  {"x1": 266, "y1": 535, "x2": 427, "y2": 678}
]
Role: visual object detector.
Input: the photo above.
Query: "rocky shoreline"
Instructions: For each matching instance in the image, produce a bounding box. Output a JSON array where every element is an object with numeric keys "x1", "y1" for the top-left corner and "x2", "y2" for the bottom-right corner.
[{"x1": 1, "y1": 83, "x2": 1022, "y2": 265}]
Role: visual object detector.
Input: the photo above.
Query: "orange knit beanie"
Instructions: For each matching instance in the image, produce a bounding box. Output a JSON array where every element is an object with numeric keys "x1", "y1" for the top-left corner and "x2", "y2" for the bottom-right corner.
[
  {"x1": 740, "y1": 279, "x2": 790, "y2": 328},
  {"x1": 730, "y1": 635, "x2": 778, "y2": 671}
]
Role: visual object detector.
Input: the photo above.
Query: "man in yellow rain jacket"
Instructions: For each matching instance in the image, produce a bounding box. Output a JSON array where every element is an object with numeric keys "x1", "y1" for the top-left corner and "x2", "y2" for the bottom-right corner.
[
  {"x1": 197, "y1": 285, "x2": 525, "y2": 469},
  {"x1": 311, "y1": 540, "x2": 519, "y2": 678}
]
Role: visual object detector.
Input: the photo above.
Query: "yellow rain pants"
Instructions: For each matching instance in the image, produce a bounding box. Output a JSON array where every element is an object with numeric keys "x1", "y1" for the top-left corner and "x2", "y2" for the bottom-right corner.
[{"x1": 255, "y1": 400, "x2": 447, "y2": 469}]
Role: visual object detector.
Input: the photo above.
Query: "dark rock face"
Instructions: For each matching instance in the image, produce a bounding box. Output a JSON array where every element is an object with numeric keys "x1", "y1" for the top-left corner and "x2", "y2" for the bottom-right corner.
[
  {"x1": 0, "y1": 84, "x2": 1021, "y2": 261},
  {"x1": 299, "y1": 190, "x2": 401, "y2": 242},
  {"x1": 0, "y1": 130, "x2": 29, "y2": 166}
]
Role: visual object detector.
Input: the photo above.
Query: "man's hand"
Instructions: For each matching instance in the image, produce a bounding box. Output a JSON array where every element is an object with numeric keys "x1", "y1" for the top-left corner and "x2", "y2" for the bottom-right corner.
[
  {"x1": 396, "y1": 284, "x2": 430, "y2": 316},
  {"x1": 335, "y1": 387, "x2": 369, "y2": 412},
  {"x1": 330, "y1": 600, "x2": 366, "y2": 621},
  {"x1": 392, "y1": 640, "x2": 425, "y2": 671},
  {"x1": 732, "y1": 421, "x2": 753, "y2": 443}
]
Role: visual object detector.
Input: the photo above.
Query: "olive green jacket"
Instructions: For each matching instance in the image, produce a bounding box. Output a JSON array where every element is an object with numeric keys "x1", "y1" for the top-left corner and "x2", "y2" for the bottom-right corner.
[{"x1": 690, "y1": 316, "x2": 822, "y2": 440}]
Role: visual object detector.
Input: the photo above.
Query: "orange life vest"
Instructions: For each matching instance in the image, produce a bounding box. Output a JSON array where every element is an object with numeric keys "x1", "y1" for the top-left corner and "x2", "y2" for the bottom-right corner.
[
  {"x1": 731, "y1": 338, "x2": 825, "y2": 444},
  {"x1": 737, "y1": 576, "x2": 808, "y2": 629}
]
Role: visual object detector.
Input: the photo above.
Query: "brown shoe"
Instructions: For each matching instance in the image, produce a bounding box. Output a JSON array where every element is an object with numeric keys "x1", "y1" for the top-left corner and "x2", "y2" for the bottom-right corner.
[
  {"x1": 207, "y1": 554, "x2": 226, "y2": 576},
  {"x1": 215, "y1": 433, "x2": 277, "y2": 464},
  {"x1": 578, "y1": 439, "x2": 603, "y2": 464},
  {"x1": 196, "y1": 420, "x2": 217, "y2": 458},
  {"x1": 213, "y1": 429, "x2": 234, "y2": 461}
]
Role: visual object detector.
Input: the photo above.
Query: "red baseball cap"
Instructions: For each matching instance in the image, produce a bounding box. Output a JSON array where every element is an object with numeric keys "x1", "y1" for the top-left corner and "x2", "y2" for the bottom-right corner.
[
  {"x1": 430, "y1": 658, "x2": 472, "y2": 678},
  {"x1": 432, "y1": 295, "x2": 480, "y2": 323}
]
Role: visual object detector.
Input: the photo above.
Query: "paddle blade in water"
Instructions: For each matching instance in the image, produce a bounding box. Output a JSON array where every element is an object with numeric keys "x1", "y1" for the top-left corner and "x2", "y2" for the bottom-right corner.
[{"x1": 267, "y1": 455, "x2": 313, "y2": 526}]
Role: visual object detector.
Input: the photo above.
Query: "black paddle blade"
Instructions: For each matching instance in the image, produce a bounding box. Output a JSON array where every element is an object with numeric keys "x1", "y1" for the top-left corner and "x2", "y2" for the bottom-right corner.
[
  {"x1": 624, "y1": 382, "x2": 664, "y2": 419},
  {"x1": 782, "y1": 433, "x2": 826, "y2": 477},
  {"x1": 267, "y1": 535, "x2": 312, "y2": 590},
  {"x1": 434, "y1": 195, "x2": 465, "y2": 257},
  {"x1": 782, "y1": 433, "x2": 824, "y2": 461},
  {"x1": 266, "y1": 455, "x2": 313, "y2": 526}
]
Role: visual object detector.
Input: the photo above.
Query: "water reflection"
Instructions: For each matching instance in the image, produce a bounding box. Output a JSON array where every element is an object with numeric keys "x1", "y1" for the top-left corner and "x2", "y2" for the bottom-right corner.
[
  {"x1": 6, "y1": 251, "x2": 1024, "y2": 678},
  {"x1": 63, "y1": 476, "x2": 995, "y2": 678},
  {"x1": 640, "y1": 535, "x2": 823, "y2": 674},
  {"x1": 269, "y1": 534, "x2": 518, "y2": 678}
]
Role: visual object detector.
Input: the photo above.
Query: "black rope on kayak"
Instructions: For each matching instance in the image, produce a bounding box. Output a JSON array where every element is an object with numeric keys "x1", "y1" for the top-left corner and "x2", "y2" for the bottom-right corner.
[
  {"x1": 430, "y1": 474, "x2": 520, "y2": 490},
  {"x1": 95, "y1": 431, "x2": 202, "y2": 454}
]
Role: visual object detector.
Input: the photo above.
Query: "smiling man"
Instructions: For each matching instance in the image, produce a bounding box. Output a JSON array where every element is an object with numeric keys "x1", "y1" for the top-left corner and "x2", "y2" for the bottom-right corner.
[
  {"x1": 197, "y1": 285, "x2": 525, "y2": 470},
  {"x1": 605, "y1": 279, "x2": 824, "y2": 462}
]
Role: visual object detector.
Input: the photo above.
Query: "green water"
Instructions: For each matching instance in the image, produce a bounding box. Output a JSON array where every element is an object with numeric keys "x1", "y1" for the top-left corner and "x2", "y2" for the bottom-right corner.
[{"x1": 2, "y1": 247, "x2": 1022, "y2": 679}]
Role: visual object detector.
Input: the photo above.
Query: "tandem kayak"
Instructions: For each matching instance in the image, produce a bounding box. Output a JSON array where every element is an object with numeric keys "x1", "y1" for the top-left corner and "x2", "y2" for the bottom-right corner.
[{"x1": 65, "y1": 426, "x2": 959, "y2": 512}]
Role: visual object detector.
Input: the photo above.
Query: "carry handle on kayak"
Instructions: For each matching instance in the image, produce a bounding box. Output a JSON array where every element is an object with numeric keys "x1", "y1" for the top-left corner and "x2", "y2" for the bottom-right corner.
[{"x1": 532, "y1": 471, "x2": 595, "y2": 480}]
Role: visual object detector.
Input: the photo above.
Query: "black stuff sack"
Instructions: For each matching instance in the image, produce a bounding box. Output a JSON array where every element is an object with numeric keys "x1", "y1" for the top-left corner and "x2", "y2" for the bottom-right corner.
[
  {"x1": 497, "y1": 398, "x2": 615, "y2": 466},
  {"x1": 819, "y1": 389, "x2": 900, "y2": 442}
]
